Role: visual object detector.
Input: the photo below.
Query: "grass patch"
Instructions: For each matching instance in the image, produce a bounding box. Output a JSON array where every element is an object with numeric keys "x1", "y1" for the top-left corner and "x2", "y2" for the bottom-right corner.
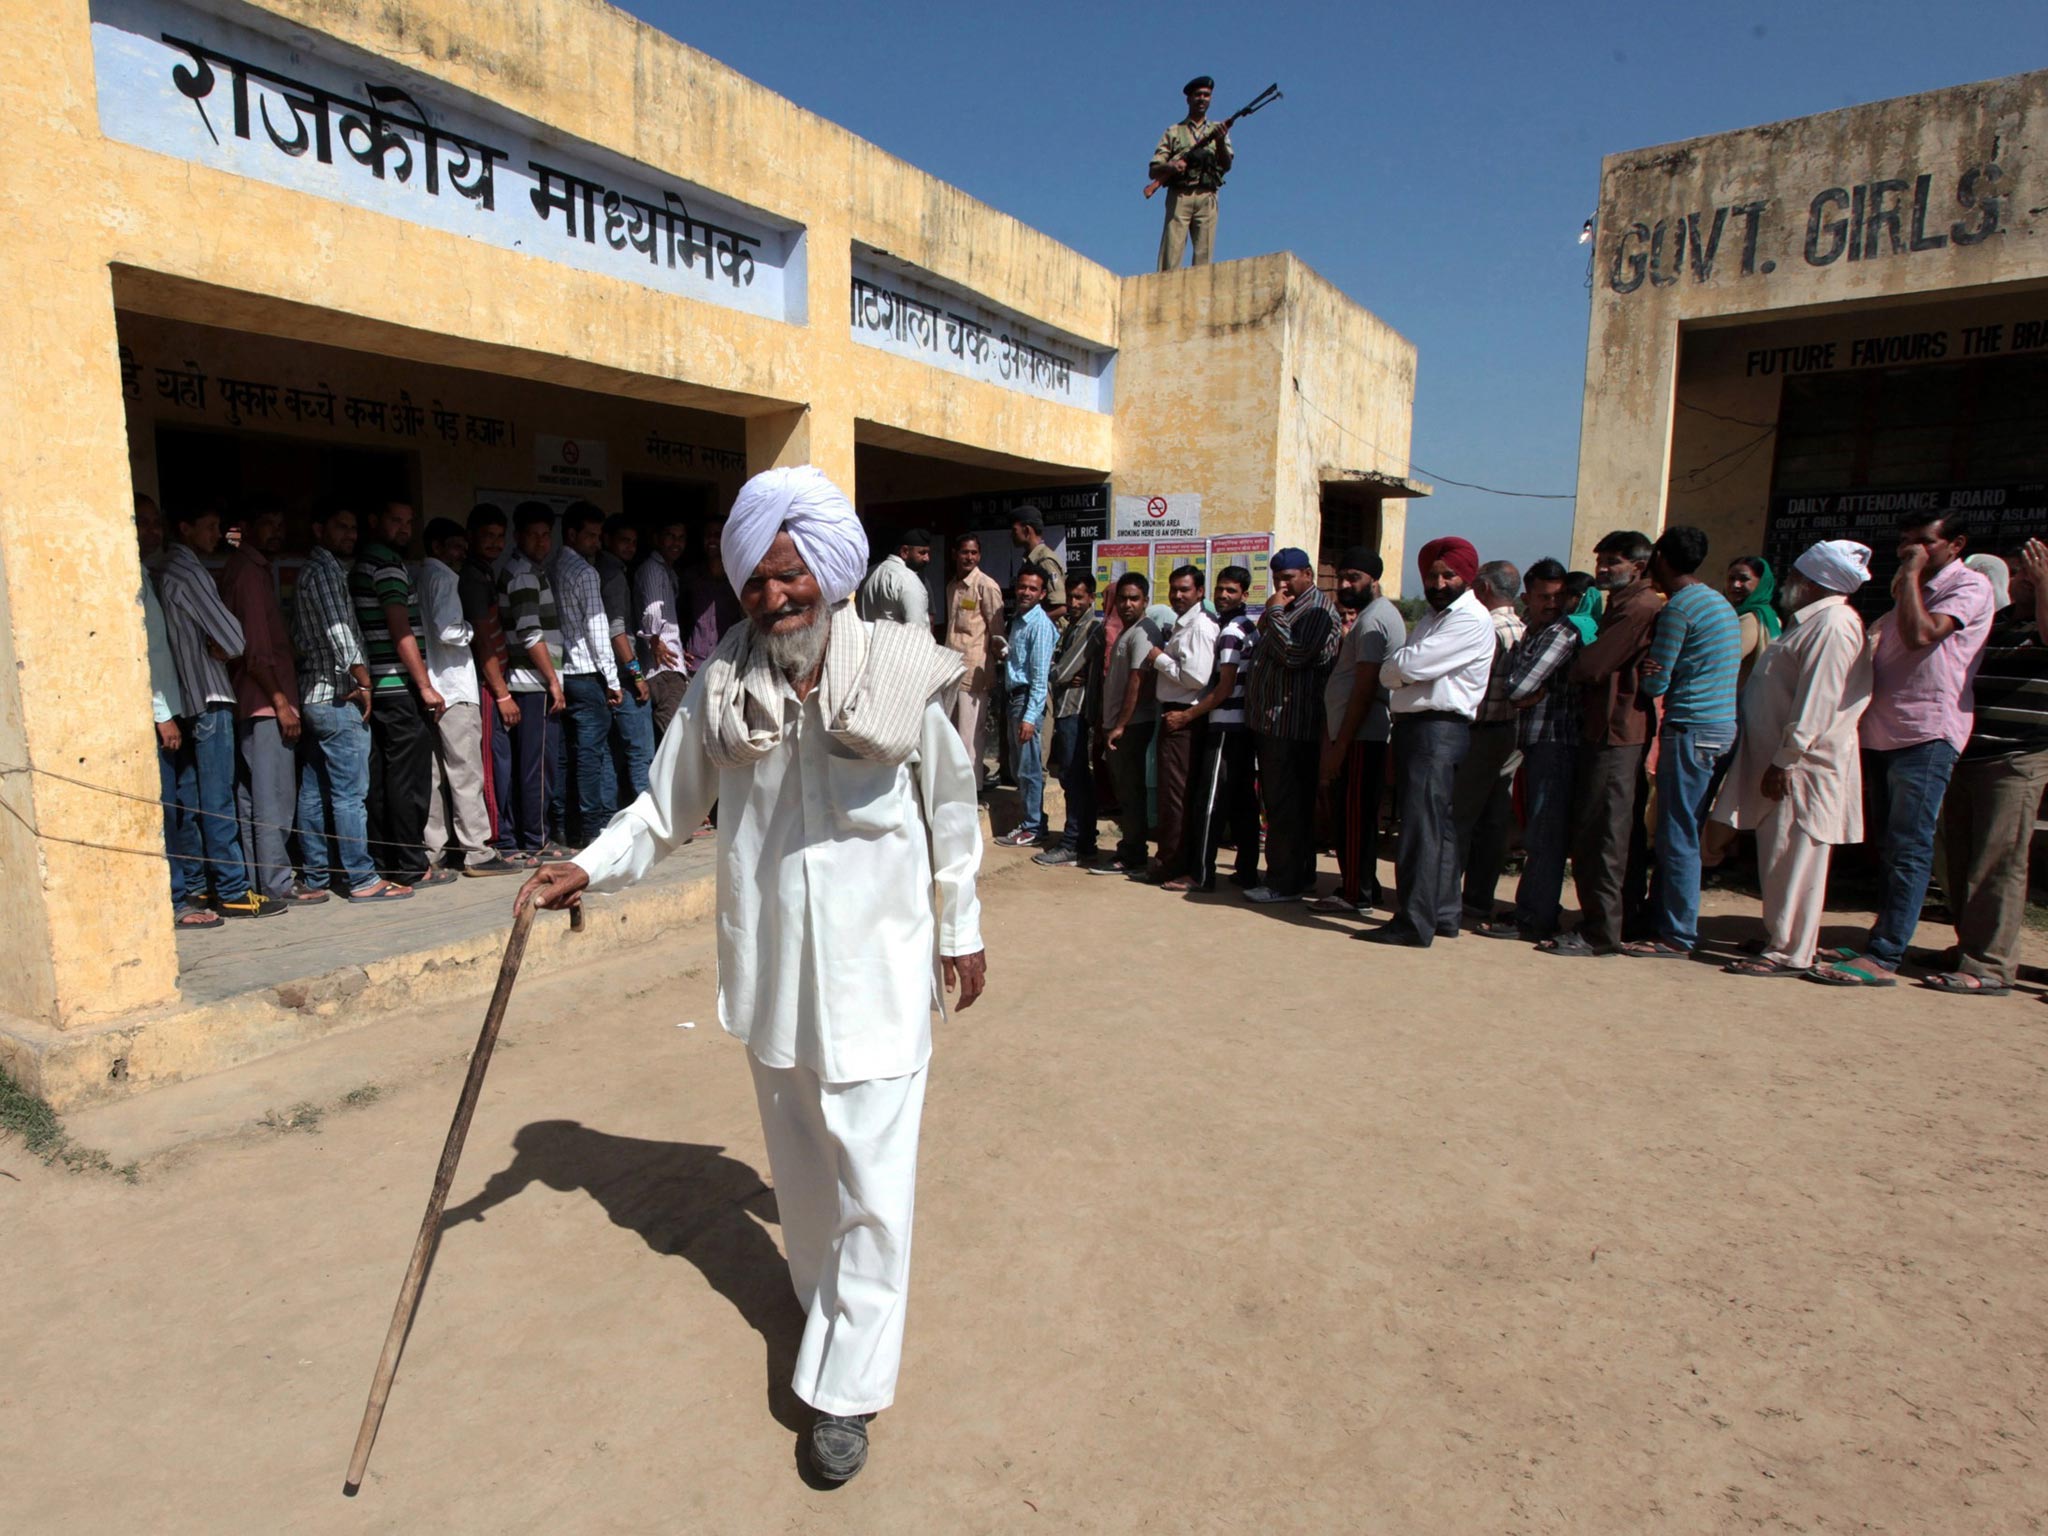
[
  {"x1": 257, "y1": 1101, "x2": 325, "y2": 1134},
  {"x1": 0, "y1": 1066, "x2": 139, "y2": 1181},
  {"x1": 339, "y1": 1083, "x2": 382, "y2": 1110},
  {"x1": 2024, "y1": 902, "x2": 2048, "y2": 933}
]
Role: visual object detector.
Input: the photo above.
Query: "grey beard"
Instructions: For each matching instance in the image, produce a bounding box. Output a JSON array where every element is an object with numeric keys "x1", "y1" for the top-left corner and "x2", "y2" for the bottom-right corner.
[{"x1": 758, "y1": 606, "x2": 830, "y2": 677}]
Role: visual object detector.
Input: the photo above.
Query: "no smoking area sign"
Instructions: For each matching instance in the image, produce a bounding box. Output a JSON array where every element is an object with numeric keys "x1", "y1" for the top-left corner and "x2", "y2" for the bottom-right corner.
[{"x1": 1114, "y1": 491, "x2": 1202, "y2": 538}]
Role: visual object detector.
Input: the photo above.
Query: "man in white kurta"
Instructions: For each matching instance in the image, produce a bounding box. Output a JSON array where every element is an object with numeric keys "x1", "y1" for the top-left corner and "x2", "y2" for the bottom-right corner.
[
  {"x1": 517, "y1": 468, "x2": 984, "y2": 1484},
  {"x1": 1706, "y1": 540, "x2": 1874, "y2": 974}
]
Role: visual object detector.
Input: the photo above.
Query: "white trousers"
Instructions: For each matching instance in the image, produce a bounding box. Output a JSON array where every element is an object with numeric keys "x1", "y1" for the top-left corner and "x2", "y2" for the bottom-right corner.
[
  {"x1": 1758, "y1": 802, "x2": 1832, "y2": 969},
  {"x1": 749, "y1": 1053, "x2": 928, "y2": 1416}
]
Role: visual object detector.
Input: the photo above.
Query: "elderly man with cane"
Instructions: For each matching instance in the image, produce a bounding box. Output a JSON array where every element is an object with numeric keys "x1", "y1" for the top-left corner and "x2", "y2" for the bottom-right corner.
[
  {"x1": 516, "y1": 467, "x2": 988, "y2": 1484},
  {"x1": 1706, "y1": 540, "x2": 1875, "y2": 977}
]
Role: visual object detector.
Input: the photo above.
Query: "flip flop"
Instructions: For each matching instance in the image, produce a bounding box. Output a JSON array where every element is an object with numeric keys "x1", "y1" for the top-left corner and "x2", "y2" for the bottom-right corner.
[
  {"x1": 1920, "y1": 971, "x2": 2011, "y2": 997},
  {"x1": 174, "y1": 904, "x2": 223, "y2": 929},
  {"x1": 1473, "y1": 919, "x2": 1527, "y2": 940},
  {"x1": 1807, "y1": 958, "x2": 1897, "y2": 988},
  {"x1": 1535, "y1": 932, "x2": 1606, "y2": 957},
  {"x1": 1621, "y1": 940, "x2": 1693, "y2": 959},
  {"x1": 1721, "y1": 957, "x2": 1808, "y2": 978},
  {"x1": 349, "y1": 880, "x2": 414, "y2": 903}
]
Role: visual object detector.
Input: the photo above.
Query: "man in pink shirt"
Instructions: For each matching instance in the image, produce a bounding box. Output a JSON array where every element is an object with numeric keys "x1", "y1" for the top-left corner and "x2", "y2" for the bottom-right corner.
[
  {"x1": 218, "y1": 503, "x2": 320, "y2": 905},
  {"x1": 1819, "y1": 512, "x2": 1991, "y2": 984}
]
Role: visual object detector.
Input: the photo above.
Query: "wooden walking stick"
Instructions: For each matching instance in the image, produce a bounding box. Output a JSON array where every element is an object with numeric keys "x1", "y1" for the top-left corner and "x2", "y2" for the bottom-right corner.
[{"x1": 343, "y1": 899, "x2": 583, "y2": 1496}]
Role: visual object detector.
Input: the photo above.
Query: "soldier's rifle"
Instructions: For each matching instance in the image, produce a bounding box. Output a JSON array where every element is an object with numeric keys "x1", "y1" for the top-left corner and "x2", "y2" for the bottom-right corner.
[{"x1": 1143, "y1": 83, "x2": 1282, "y2": 199}]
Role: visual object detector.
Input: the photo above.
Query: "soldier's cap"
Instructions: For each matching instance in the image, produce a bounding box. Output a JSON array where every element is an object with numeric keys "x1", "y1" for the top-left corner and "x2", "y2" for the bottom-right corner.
[{"x1": 1183, "y1": 75, "x2": 1214, "y2": 95}]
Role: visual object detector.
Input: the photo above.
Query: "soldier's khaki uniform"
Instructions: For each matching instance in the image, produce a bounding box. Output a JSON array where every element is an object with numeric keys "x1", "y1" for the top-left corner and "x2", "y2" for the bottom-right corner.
[{"x1": 1151, "y1": 118, "x2": 1234, "y2": 270}]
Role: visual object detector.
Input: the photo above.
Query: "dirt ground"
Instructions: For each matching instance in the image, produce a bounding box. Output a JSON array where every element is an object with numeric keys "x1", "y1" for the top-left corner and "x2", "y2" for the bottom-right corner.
[{"x1": 5, "y1": 853, "x2": 2047, "y2": 1534}]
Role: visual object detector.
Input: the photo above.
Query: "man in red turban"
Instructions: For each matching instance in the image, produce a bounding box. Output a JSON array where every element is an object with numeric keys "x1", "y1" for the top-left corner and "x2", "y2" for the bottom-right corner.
[{"x1": 1416, "y1": 536, "x2": 1480, "y2": 591}]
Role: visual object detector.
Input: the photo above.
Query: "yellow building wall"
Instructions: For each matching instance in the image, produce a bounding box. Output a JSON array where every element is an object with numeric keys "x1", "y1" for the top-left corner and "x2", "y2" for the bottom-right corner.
[
  {"x1": 1573, "y1": 69, "x2": 2048, "y2": 567},
  {"x1": 1115, "y1": 256, "x2": 1418, "y2": 584},
  {"x1": 0, "y1": 0, "x2": 1416, "y2": 1045}
]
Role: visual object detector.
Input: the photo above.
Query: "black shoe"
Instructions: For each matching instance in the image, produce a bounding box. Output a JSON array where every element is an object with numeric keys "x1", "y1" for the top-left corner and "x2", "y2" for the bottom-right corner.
[{"x1": 809, "y1": 1413, "x2": 871, "y2": 1483}]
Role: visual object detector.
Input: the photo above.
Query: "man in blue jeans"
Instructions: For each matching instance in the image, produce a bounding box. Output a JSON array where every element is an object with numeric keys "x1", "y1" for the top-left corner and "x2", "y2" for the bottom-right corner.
[
  {"x1": 136, "y1": 497, "x2": 219, "y2": 930},
  {"x1": 993, "y1": 565, "x2": 1056, "y2": 848},
  {"x1": 293, "y1": 507, "x2": 411, "y2": 901},
  {"x1": 1628, "y1": 525, "x2": 1742, "y2": 958},
  {"x1": 597, "y1": 514, "x2": 655, "y2": 804},
  {"x1": 155, "y1": 502, "x2": 282, "y2": 919},
  {"x1": 1034, "y1": 572, "x2": 1105, "y2": 867},
  {"x1": 1814, "y1": 512, "x2": 1994, "y2": 986},
  {"x1": 552, "y1": 502, "x2": 624, "y2": 847}
]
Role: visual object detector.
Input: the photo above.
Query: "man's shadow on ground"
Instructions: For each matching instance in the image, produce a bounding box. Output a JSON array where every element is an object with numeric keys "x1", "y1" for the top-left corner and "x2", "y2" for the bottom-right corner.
[{"x1": 440, "y1": 1120, "x2": 809, "y2": 1435}]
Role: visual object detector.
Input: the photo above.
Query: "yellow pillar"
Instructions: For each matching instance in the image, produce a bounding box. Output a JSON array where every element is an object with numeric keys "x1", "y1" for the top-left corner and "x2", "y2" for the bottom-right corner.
[
  {"x1": 0, "y1": 265, "x2": 179, "y2": 1026},
  {"x1": 744, "y1": 404, "x2": 856, "y2": 494}
]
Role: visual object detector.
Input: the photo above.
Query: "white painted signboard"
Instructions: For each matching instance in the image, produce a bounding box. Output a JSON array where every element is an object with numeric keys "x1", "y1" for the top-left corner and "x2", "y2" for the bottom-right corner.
[
  {"x1": 849, "y1": 250, "x2": 1116, "y2": 413},
  {"x1": 90, "y1": 0, "x2": 807, "y2": 322},
  {"x1": 1114, "y1": 492, "x2": 1203, "y2": 537}
]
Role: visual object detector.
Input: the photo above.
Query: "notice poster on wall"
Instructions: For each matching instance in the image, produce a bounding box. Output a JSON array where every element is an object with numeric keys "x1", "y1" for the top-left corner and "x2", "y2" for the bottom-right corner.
[
  {"x1": 1207, "y1": 534, "x2": 1274, "y2": 607},
  {"x1": 1114, "y1": 492, "x2": 1202, "y2": 538},
  {"x1": 1093, "y1": 540, "x2": 1152, "y2": 601},
  {"x1": 1150, "y1": 538, "x2": 1210, "y2": 598}
]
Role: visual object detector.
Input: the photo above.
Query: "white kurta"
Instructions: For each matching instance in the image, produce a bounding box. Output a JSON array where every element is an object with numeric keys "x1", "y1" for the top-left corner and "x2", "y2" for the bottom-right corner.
[
  {"x1": 574, "y1": 659, "x2": 983, "y2": 1084},
  {"x1": 1710, "y1": 594, "x2": 1872, "y2": 845}
]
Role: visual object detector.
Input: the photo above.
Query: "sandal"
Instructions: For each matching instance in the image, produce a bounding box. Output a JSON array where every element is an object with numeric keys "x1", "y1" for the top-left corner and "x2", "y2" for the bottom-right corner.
[
  {"x1": 1806, "y1": 956, "x2": 1897, "y2": 988},
  {"x1": 1921, "y1": 971, "x2": 2011, "y2": 997},
  {"x1": 1474, "y1": 919, "x2": 1527, "y2": 940},
  {"x1": 1621, "y1": 939, "x2": 1693, "y2": 959},
  {"x1": 1721, "y1": 957, "x2": 1808, "y2": 978},
  {"x1": 174, "y1": 904, "x2": 223, "y2": 929},
  {"x1": 348, "y1": 880, "x2": 414, "y2": 903},
  {"x1": 1305, "y1": 894, "x2": 1362, "y2": 914},
  {"x1": 1535, "y1": 931, "x2": 1607, "y2": 957},
  {"x1": 411, "y1": 868, "x2": 458, "y2": 889},
  {"x1": 1160, "y1": 877, "x2": 1194, "y2": 892},
  {"x1": 286, "y1": 883, "x2": 331, "y2": 904}
]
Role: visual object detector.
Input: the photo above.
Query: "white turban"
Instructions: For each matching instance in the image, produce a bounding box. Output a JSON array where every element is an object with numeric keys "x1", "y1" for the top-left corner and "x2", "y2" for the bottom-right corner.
[
  {"x1": 1965, "y1": 553, "x2": 2011, "y2": 611},
  {"x1": 1793, "y1": 539, "x2": 1873, "y2": 595},
  {"x1": 723, "y1": 466, "x2": 870, "y2": 605}
]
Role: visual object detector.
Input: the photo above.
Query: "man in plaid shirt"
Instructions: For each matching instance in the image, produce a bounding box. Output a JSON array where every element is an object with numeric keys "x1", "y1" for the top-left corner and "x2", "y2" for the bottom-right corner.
[
  {"x1": 1486, "y1": 560, "x2": 1584, "y2": 941},
  {"x1": 293, "y1": 508, "x2": 410, "y2": 901}
]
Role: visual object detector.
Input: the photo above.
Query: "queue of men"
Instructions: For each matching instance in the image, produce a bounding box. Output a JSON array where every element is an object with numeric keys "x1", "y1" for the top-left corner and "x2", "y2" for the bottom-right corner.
[
  {"x1": 137, "y1": 492, "x2": 741, "y2": 929},
  {"x1": 960, "y1": 512, "x2": 2039, "y2": 995}
]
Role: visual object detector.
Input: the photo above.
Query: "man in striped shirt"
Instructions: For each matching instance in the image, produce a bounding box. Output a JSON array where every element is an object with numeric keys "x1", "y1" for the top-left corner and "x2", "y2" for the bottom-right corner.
[
  {"x1": 155, "y1": 504, "x2": 279, "y2": 918},
  {"x1": 554, "y1": 502, "x2": 623, "y2": 848},
  {"x1": 1204, "y1": 566, "x2": 1261, "y2": 887},
  {"x1": 499, "y1": 504, "x2": 567, "y2": 856},
  {"x1": 1630, "y1": 524, "x2": 1742, "y2": 958},
  {"x1": 292, "y1": 508, "x2": 406, "y2": 901},
  {"x1": 1244, "y1": 547, "x2": 1341, "y2": 903},
  {"x1": 351, "y1": 500, "x2": 449, "y2": 890},
  {"x1": 1495, "y1": 561, "x2": 1584, "y2": 941}
]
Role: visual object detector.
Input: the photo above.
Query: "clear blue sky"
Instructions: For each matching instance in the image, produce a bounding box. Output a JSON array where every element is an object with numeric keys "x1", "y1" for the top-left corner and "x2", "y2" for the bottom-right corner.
[{"x1": 619, "y1": 0, "x2": 2038, "y2": 570}]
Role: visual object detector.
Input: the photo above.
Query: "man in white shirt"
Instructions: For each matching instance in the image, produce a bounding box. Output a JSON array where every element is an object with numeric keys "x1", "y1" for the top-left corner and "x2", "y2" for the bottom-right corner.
[
  {"x1": 635, "y1": 516, "x2": 690, "y2": 736},
  {"x1": 1144, "y1": 563, "x2": 1219, "y2": 883},
  {"x1": 420, "y1": 520, "x2": 521, "y2": 876},
  {"x1": 856, "y1": 528, "x2": 933, "y2": 628},
  {"x1": 553, "y1": 502, "x2": 623, "y2": 847},
  {"x1": 1361, "y1": 536, "x2": 1495, "y2": 949},
  {"x1": 517, "y1": 467, "x2": 986, "y2": 1487}
]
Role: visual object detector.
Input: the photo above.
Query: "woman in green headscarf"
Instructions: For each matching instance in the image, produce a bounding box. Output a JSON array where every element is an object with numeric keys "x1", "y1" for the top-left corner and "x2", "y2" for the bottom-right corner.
[
  {"x1": 1563, "y1": 576, "x2": 1602, "y2": 644},
  {"x1": 1725, "y1": 555, "x2": 1780, "y2": 691}
]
